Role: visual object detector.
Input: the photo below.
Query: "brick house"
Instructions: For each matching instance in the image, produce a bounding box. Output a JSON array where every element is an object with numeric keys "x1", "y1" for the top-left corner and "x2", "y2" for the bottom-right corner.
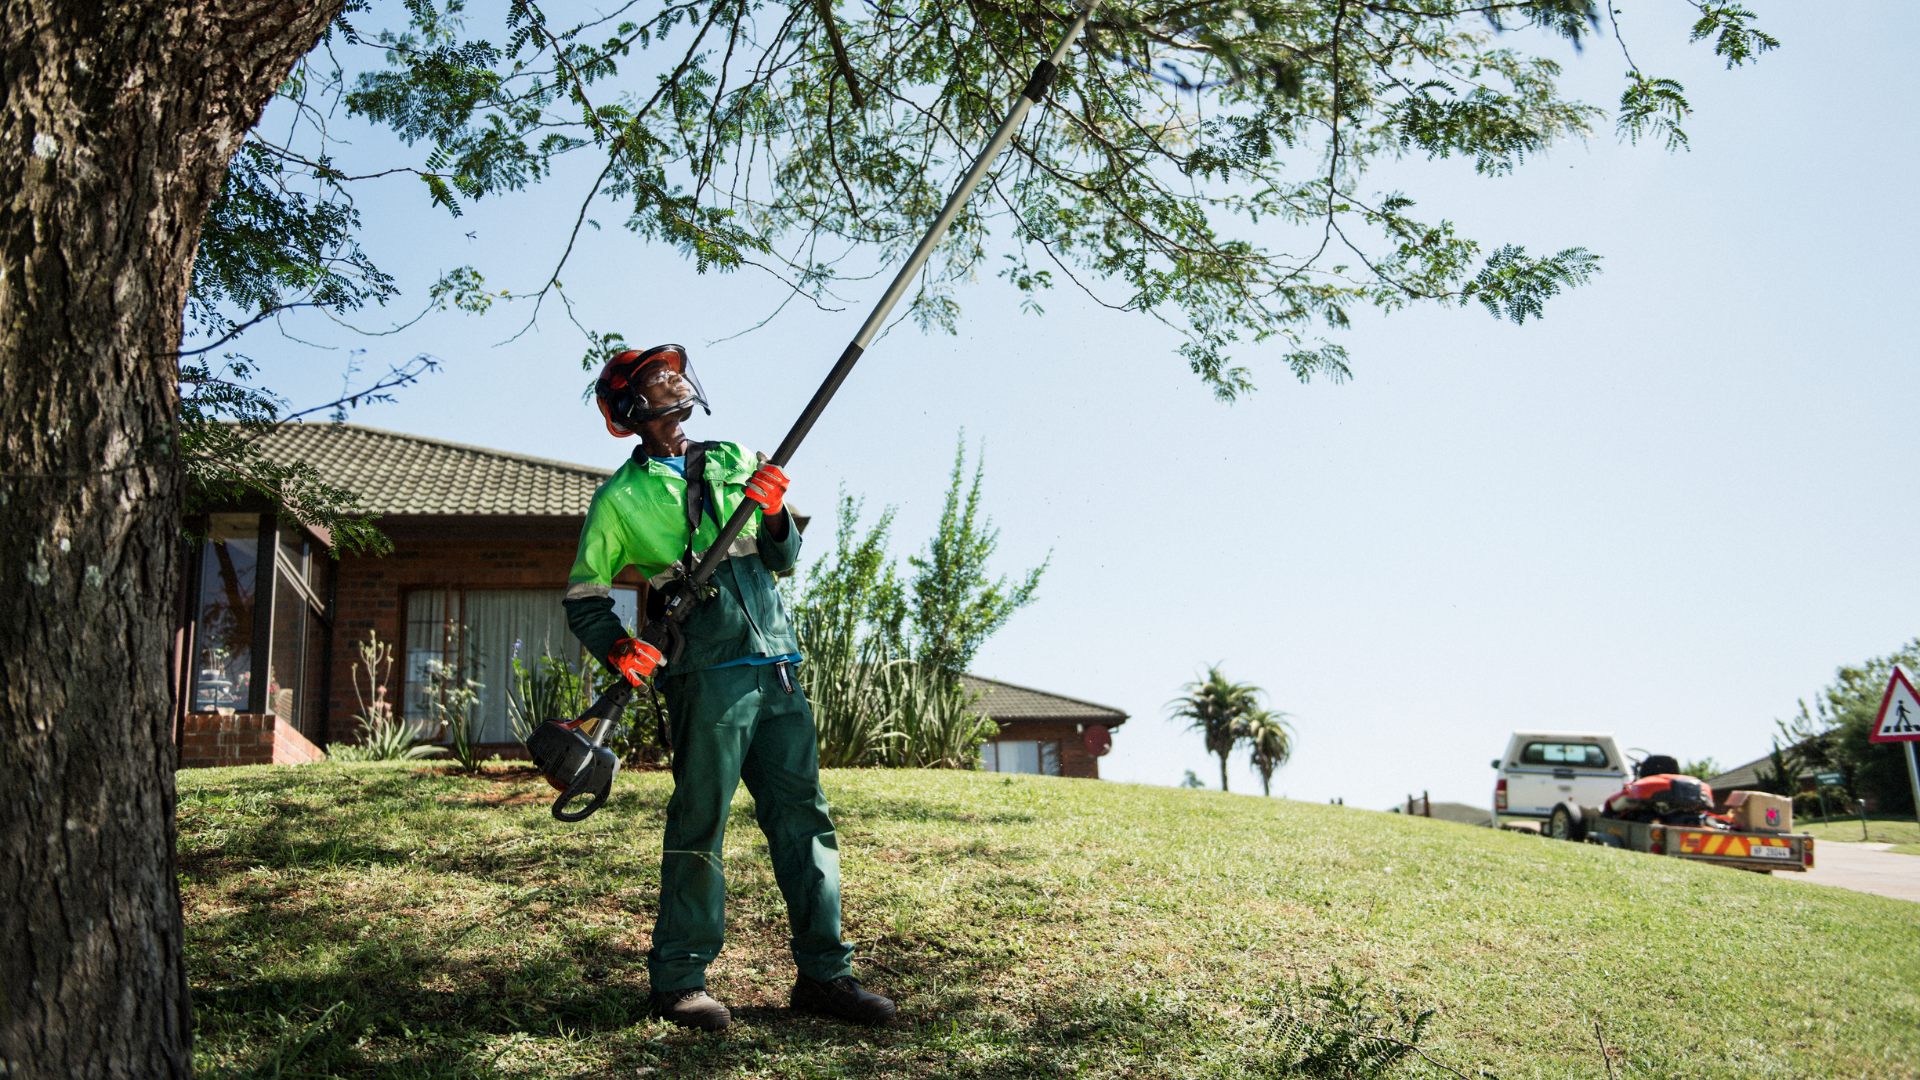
[
  {"x1": 959, "y1": 675, "x2": 1126, "y2": 779},
  {"x1": 173, "y1": 423, "x2": 1124, "y2": 776}
]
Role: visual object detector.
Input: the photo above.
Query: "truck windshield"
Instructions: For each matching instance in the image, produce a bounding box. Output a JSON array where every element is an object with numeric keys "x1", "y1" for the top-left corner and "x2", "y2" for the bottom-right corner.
[{"x1": 1520, "y1": 743, "x2": 1609, "y2": 768}]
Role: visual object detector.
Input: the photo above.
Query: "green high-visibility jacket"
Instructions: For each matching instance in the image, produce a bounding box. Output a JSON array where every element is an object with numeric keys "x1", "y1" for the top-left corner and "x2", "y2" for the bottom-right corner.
[{"x1": 562, "y1": 442, "x2": 801, "y2": 674}]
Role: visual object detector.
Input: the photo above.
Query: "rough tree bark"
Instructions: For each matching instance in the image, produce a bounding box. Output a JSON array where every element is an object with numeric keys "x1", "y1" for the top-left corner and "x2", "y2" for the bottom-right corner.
[{"x1": 1, "y1": 2, "x2": 345, "y2": 1075}]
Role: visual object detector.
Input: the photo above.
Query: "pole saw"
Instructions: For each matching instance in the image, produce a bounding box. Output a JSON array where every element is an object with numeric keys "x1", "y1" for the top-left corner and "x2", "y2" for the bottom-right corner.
[{"x1": 528, "y1": 2, "x2": 1101, "y2": 821}]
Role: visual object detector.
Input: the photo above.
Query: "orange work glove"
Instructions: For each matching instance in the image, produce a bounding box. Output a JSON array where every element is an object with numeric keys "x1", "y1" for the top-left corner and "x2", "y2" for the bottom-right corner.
[
  {"x1": 609, "y1": 637, "x2": 665, "y2": 686},
  {"x1": 741, "y1": 463, "x2": 790, "y2": 517}
]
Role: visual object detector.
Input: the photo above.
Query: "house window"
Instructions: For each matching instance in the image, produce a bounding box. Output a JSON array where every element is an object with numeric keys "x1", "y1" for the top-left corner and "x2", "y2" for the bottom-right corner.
[
  {"x1": 265, "y1": 524, "x2": 330, "y2": 744},
  {"x1": 189, "y1": 514, "x2": 261, "y2": 712},
  {"x1": 981, "y1": 739, "x2": 1061, "y2": 776},
  {"x1": 403, "y1": 587, "x2": 638, "y2": 742},
  {"x1": 186, "y1": 515, "x2": 332, "y2": 744}
]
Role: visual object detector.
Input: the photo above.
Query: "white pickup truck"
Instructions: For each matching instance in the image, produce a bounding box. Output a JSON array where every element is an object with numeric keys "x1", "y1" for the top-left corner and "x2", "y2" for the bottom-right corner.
[{"x1": 1492, "y1": 731, "x2": 1627, "y2": 829}]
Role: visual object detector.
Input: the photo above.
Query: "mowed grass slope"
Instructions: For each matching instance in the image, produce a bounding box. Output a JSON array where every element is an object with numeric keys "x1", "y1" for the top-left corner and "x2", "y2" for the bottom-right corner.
[{"x1": 178, "y1": 763, "x2": 1920, "y2": 1079}]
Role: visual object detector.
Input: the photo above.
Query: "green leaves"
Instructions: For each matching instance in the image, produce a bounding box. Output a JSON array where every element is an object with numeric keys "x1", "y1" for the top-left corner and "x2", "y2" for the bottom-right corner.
[
  {"x1": 191, "y1": 144, "x2": 395, "y2": 336},
  {"x1": 1689, "y1": 2, "x2": 1781, "y2": 69},
  {"x1": 1617, "y1": 72, "x2": 1692, "y2": 150},
  {"x1": 1386, "y1": 80, "x2": 1580, "y2": 177},
  {"x1": 1460, "y1": 245, "x2": 1602, "y2": 325},
  {"x1": 323, "y1": 0, "x2": 1751, "y2": 401},
  {"x1": 200, "y1": 0, "x2": 1775, "y2": 408},
  {"x1": 1611, "y1": 2, "x2": 1775, "y2": 152},
  {"x1": 1283, "y1": 344, "x2": 1350, "y2": 386},
  {"x1": 428, "y1": 266, "x2": 496, "y2": 314}
]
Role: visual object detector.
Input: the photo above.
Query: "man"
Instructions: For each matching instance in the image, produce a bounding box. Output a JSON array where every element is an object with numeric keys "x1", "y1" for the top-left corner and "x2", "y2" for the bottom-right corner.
[{"x1": 562, "y1": 344, "x2": 895, "y2": 1032}]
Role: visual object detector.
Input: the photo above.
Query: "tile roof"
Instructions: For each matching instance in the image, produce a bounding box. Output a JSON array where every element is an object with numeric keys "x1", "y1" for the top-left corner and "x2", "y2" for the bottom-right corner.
[
  {"x1": 958, "y1": 673, "x2": 1127, "y2": 727},
  {"x1": 1708, "y1": 752, "x2": 1808, "y2": 793},
  {"x1": 252, "y1": 423, "x2": 612, "y2": 517},
  {"x1": 1706, "y1": 731, "x2": 1832, "y2": 792}
]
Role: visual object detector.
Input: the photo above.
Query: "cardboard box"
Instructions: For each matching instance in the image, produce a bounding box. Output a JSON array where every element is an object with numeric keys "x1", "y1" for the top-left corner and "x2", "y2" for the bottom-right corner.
[{"x1": 1727, "y1": 790, "x2": 1793, "y2": 833}]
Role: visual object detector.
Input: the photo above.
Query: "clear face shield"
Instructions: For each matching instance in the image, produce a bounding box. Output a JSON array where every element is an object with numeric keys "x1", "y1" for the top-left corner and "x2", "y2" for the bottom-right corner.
[{"x1": 598, "y1": 344, "x2": 710, "y2": 435}]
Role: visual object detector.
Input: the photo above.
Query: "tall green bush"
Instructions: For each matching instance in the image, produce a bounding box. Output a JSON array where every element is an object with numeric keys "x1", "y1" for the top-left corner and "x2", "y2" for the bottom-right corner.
[
  {"x1": 874, "y1": 661, "x2": 997, "y2": 770},
  {"x1": 908, "y1": 436, "x2": 1047, "y2": 677},
  {"x1": 786, "y1": 462, "x2": 1025, "y2": 769},
  {"x1": 792, "y1": 601, "x2": 899, "y2": 769}
]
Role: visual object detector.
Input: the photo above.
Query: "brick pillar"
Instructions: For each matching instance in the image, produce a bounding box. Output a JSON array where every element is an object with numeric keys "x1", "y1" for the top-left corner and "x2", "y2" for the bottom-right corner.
[{"x1": 178, "y1": 712, "x2": 324, "y2": 769}]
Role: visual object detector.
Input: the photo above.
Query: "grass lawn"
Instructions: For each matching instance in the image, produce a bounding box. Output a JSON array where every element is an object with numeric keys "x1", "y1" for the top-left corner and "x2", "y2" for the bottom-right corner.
[
  {"x1": 178, "y1": 763, "x2": 1920, "y2": 1079},
  {"x1": 1800, "y1": 812, "x2": 1920, "y2": 855}
]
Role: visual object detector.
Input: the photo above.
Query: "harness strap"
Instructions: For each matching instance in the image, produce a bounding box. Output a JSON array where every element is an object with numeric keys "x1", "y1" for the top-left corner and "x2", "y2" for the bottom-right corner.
[
  {"x1": 681, "y1": 441, "x2": 710, "y2": 573},
  {"x1": 678, "y1": 441, "x2": 729, "y2": 577}
]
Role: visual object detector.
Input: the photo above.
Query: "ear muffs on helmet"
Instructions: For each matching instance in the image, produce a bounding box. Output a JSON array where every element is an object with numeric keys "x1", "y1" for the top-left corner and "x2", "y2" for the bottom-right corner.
[
  {"x1": 593, "y1": 344, "x2": 710, "y2": 434},
  {"x1": 598, "y1": 398, "x2": 635, "y2": 439}
]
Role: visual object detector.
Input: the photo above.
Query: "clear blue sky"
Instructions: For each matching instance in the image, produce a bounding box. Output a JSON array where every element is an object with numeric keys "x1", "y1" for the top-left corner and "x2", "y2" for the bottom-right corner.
[{"x1": 248, "y1": 4, "x2": 1919, "y2": 809}]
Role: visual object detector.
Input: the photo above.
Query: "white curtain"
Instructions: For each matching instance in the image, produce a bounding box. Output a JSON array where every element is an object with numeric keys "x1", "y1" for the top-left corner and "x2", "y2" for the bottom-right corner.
[
  {"x1": 404, "y1": 589, "x2": 451, "y2": 725},
  {"x1": 464, "y1": 590, "x2": 584, "y2": 742},
  {"x1": 406, "y1": 588, "x2": 636, "y2": 743}
]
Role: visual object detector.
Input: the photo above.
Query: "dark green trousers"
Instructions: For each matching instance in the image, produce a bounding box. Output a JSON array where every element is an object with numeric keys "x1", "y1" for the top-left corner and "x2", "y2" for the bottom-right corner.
[{"x1": 648, "y1": 662, "x2": 854, "y2": 991}]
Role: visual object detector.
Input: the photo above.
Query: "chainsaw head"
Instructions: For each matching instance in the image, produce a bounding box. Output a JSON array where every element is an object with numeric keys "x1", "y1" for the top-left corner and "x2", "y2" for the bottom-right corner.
[{"x1": 527, "y1": 718, "x2": 621, "y2": 822}]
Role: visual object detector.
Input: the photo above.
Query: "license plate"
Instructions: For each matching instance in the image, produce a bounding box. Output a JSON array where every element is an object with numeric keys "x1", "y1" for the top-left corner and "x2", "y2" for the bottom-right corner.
[{"x1": 1748, "y1": 844, "x2": 1792, "y2": 859}]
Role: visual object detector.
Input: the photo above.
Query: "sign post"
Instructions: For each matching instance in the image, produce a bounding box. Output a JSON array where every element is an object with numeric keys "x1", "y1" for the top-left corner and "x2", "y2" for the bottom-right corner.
[
  {"x1": 1867, "y1": 667, "x2": 1920, "y2": 829},
  {"x1": 1813, "y1": 771, "x2": 1844, "y2": 824}
]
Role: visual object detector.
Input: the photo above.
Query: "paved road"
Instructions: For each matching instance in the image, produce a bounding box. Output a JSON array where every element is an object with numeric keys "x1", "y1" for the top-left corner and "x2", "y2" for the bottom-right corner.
[{"x1": 1784, "y1": 842, "x2": 1920, "y2": 904}]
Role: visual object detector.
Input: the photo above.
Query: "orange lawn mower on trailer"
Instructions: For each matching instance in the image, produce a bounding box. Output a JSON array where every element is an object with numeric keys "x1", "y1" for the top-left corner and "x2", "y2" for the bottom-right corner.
[{"x1": 1541, "y1": 754, "x2": 1816, "y2": 874}]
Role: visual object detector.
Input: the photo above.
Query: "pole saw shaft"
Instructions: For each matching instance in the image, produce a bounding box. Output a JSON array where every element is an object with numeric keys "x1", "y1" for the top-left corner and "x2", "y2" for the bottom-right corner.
[{"x1": 680, "y1": 1, "x2": 1098, "y2": 598}]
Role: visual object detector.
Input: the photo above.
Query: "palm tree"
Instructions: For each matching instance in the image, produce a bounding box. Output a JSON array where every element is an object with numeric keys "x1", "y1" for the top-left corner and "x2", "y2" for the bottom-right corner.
[
  {"x1": 1167, "y1": 666, "x2": 1261, "y2": 793},
  {"x1": 1243, "y1": 709, "x2": 1296, "y2": 797}
]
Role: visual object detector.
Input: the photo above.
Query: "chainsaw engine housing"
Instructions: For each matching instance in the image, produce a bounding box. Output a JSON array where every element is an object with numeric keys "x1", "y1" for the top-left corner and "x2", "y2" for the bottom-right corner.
[{"x1": 527, "y1": 719, "x2": 621, "y2": 822}]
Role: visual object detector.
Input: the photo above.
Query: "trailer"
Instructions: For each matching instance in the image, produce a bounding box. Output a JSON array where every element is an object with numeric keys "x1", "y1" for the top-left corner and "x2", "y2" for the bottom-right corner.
[{"x1": 1553, "y1": 806, "x2": 1815, "y2": 874}]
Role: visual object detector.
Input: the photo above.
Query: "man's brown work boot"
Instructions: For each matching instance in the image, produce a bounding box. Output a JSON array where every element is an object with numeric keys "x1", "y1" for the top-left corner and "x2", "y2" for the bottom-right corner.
[
  {"x1": 790, "y1": 974, "x2": 897, "y2": 1025},
  {"x1": 650, "y1": 987, "x2": 731, "y2": 1031}
]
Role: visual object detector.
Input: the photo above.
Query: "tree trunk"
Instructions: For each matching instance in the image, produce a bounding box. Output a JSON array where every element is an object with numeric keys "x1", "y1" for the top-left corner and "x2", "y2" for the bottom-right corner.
[
  {"x1": 1218, "y1": 754, "x2": 1229, "y2": 794},
  {"x1": 1, "y1": 2, "x2": 344, "y2": 1074}
]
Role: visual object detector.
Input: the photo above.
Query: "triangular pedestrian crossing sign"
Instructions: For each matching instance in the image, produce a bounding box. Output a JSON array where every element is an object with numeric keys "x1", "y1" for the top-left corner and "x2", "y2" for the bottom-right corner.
[{"x1": 1870, "y1": 667, "x2": 1920, "y2": 743}]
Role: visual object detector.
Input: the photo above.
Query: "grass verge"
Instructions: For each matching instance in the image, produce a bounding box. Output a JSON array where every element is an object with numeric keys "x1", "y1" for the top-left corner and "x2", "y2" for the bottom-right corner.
[
  {"x1": 178, "y1": 763, "x2": 1920, "y2": 1078},
  {"x1": 1800, "y1": 812, "x2": 1920, "y2": 855}
]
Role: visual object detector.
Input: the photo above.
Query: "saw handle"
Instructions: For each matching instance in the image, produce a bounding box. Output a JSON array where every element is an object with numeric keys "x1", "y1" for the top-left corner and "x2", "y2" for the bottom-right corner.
[
  {"x1": 580, "y1": 680, "x2": 633, "y2": 747},
  {"x1": 551, "y1": 752, "x2": 616, "y2": 822}
]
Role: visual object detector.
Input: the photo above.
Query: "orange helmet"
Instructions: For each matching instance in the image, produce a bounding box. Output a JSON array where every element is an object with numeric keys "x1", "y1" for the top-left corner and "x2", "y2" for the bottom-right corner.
[{"x1": 593, "y1": 344, "x2": 709, "y2": 437}]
